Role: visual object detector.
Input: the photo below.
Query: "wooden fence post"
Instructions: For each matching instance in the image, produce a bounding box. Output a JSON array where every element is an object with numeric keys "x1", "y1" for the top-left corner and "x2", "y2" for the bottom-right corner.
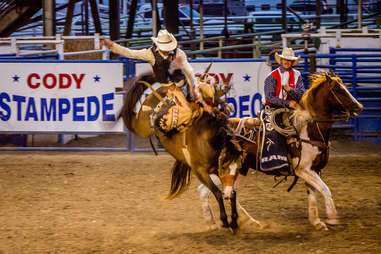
[
  {"x1": 309, "y1": 53, "x2": 316, "y2": 74},
  {"x1": 218, "y1": 39, "x2": 223, "y2": 58}
]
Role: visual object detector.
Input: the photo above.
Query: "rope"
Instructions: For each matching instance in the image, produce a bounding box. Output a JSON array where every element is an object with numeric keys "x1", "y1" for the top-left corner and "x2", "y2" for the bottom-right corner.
[{"x1": 269, "y1": 108, "x2": 297, "y2": 137}]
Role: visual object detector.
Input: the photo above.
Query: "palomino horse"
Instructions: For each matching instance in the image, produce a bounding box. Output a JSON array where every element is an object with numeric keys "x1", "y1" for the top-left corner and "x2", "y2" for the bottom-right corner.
[
  {"x1": 119, "y1": 73, "x2": 242, "y2": 232},
  {"x1": 199, "y1": 71, "x2": 363, "y2": 230}
]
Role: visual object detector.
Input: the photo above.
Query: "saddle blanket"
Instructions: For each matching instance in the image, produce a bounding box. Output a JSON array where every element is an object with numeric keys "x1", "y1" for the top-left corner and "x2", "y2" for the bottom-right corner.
[{"x1": 259, "y1": 106, "x2": 289, "y2": 171}]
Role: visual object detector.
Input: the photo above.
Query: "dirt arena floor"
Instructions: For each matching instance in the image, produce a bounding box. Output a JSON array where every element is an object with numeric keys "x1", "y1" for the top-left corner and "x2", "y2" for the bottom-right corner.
[{"x1": 0, "y1": 138, "x2": 380, "y2": 253}]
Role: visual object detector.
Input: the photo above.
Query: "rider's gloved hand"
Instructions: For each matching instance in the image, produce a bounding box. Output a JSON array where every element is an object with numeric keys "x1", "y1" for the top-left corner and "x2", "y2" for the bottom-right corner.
[
  {"x1": 289, "y1": 100, "x2": 297, "y2": 109},
  {"x1": 195, "y1": 94, "x2": 214, "y2": 116},
  {"x1": 224, "y1": 103, "x2": 235, "y2": 115},
  {"x1": 101, "y1": 38, "x2": 113, "y2": 48},
  {"x1": 283, "y1": 84, "x2": 291, "y2": 93}
]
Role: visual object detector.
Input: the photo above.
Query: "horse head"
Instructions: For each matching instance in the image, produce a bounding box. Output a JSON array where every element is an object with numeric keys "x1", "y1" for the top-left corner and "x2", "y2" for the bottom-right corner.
[
  {"x1": 301, "y1": 71, "x2": 363, "y2": 120},
  {"x1": 324, "y1": 70, "x2": 363, "y2": 118}
]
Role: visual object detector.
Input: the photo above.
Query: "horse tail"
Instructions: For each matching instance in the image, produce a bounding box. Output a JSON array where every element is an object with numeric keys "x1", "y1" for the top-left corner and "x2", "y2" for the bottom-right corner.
[
  {"x1": 119, "y1": 72, "x2": 156, "y2": 131},
  {"x1": 165, "y1": 160, "x2": 192, "y2": 200}
]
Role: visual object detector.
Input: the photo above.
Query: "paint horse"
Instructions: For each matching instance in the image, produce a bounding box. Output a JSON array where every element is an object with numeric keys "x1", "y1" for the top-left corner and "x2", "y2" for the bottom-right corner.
[
  {"x1": 199, "y1": 71, "x2": 363, "y2": 230},
  {"x1": 119, "y1": 73, "x2": 242, "y2": 232}
]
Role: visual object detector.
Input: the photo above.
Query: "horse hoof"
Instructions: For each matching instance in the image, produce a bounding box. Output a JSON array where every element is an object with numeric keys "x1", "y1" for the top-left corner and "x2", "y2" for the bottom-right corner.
[
  {"x1": 229, "y1": 222, "x2": 239, "y2": 234},
  {"x1": 222, "y1": 222, "x2": 230, "y2": 228},
  {"x1": 209, "y1": 224, "x2": 219, "y2": 231},
  {"x1": 258, "y1": 223, "x2": 267, "y2": 230},
  {"x1": 229, "y1": 226, "x2": 239, "y2": 234},
  {"x1": 326, "y1": 218, "x2": 340, "y2": 225},
  {"x1": 313, "y1": 221, "x2": 329, "y2": 231}
]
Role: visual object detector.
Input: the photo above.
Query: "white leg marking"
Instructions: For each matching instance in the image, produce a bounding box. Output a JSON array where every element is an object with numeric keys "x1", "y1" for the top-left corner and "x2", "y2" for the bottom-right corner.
[
  {"x1": 229, "y1": 162, "x2": 238, "y2": 175},
  {"x1": 294, "y1": 127, "x2": 339, "y2": 229},
  {"x1": 222, "y1": 162, "x2": 238, "y2": 199},
  {"x1": 210, "y1": 173, "x2": 222, "y2": 186},
  {"x1": 223, "y1": 186, "x2": 233, "y2": 199},
  {"x1": 198, "y1": 183, "x2": 218, "y2": 230},
  {"x1": 306, "y1": 184, "x2": 328, "y2": 230},
  {"x1": 197, "y1": 174, "x2": 222, "y2": 230},
  {"x1": 297, "y1": 169, "x2": 338, "y2": 229}
]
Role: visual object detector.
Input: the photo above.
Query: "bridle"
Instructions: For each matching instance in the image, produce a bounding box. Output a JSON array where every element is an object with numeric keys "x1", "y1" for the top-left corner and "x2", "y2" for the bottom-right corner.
[
  {"x1": 313, "y1": 79, "x2": 353, "y2": 123},
  {"x1": 328, "y1": 83, "x2": 352, "y2": 120}
]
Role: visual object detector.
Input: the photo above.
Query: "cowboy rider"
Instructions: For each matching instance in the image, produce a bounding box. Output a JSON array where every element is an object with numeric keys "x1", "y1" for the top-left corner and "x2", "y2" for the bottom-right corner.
[
  {"x1": 102, "y1": 29, "x2": 207, "y2": 107},
  {"x1": 260, "y1": 47, "x2": 306, "y2": 173}
]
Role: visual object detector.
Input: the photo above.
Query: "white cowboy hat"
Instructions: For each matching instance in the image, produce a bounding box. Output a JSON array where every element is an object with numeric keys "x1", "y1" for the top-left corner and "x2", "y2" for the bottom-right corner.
[
  {"x1": 275, "y1": 47, "x2": 301, "y2": 65},
  {"x1": 151, "y1": 29, "x2": 177, "y2": 52}
]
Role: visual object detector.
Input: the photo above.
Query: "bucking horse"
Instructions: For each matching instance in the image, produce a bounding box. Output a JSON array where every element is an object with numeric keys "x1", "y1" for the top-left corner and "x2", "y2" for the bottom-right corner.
[{"x1": 119, "y1": 70, "x2": 243, "y2": 232}]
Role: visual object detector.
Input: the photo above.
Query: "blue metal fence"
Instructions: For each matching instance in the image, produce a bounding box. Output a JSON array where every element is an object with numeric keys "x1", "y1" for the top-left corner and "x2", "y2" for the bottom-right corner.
[{"x1": 0, "y1": 53, "x2": 59, "y2": 59}]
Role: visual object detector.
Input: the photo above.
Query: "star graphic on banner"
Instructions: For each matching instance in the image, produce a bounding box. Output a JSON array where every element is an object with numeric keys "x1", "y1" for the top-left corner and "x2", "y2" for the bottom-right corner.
[
  {"x1": 243, "y1": 74, "x2": 251, "y2": 82},
  {"x1": 12, "y1": 75, "x2": 20, "y2": 82},
  {"x1": 93, "y1": 75, "x2": 101, "y2": 82}
]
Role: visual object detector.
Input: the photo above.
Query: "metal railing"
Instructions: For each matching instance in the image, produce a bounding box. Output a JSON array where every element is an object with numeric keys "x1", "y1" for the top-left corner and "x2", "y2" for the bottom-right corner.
[{"x1": 0, "y1": 34, "x2": 110, "y2": 59}]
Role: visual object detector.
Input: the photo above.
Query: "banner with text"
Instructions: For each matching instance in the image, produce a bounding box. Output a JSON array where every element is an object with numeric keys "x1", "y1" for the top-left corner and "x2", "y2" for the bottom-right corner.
[
  {"x1": 0, "y1": 62, "x2": 124, "y2": 132},
  {"x1": 136, "y1": 61, "x2": 270, "y2": 118}
]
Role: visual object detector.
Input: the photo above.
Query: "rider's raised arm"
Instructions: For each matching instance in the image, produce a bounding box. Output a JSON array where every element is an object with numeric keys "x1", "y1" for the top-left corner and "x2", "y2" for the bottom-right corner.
[
  {"x1": 110, "y1": 43, "x2": 155, "y2": 65},
  {"x1": 176, "y1": 49, "x2": 201, "y2": 98}
]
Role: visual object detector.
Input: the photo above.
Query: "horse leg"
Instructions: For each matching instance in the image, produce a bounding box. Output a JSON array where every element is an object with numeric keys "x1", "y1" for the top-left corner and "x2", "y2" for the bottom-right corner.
[
  {"x1": 194, "y1": 171, "x2": 229, "y2": 228},
  {"x1": 198, "y1": 174, "x2": 262, "y2": 229},
  {"x1": 296, "y1": 168, "x2": 339, "y2": 230},
  {"x1": 234, "y1": 174, "x2": 263, "y2": 228},
  {"x1": 305, "y1": 183, "x2": 325, "y2": 229},
  {"x1": 229, "y1": 190, "x2": 239, "y2": 233},
  {"x1": 197, "y1": 174, "x2": 221, "y2": 230}
]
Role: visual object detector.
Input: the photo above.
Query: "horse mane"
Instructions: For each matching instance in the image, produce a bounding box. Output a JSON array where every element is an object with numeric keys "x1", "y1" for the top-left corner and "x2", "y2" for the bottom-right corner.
[
  {"x1": 118, "y1": 72, "x2": 156, "y2": 130},
  {"x1": 299, "y1": 73, "x2": 327, "y2": 112},
  {"x1": 291, "y1": 73, "x2": 329, "y2": 129}
]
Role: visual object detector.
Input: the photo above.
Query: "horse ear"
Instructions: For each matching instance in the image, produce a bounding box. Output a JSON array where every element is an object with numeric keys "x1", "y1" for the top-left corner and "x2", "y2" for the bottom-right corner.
[
  {"x1": 320, "y1": 68, "x2": 328, "y2": 75},
  {"x1": 330, "y1": 69, "x2": 337, "y2": 77},
  {"x1": 325, "y1": 71, "x2": 332, "y2": 82}
]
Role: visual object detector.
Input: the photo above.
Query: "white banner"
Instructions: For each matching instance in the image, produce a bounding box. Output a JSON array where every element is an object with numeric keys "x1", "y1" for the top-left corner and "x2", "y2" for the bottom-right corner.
[
  {"x1": 0, "y1": 62, "x2": 124, "y2": 132},
  {"x1": 136, "y1": 60, "x2": 270, "y2": 118}
]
